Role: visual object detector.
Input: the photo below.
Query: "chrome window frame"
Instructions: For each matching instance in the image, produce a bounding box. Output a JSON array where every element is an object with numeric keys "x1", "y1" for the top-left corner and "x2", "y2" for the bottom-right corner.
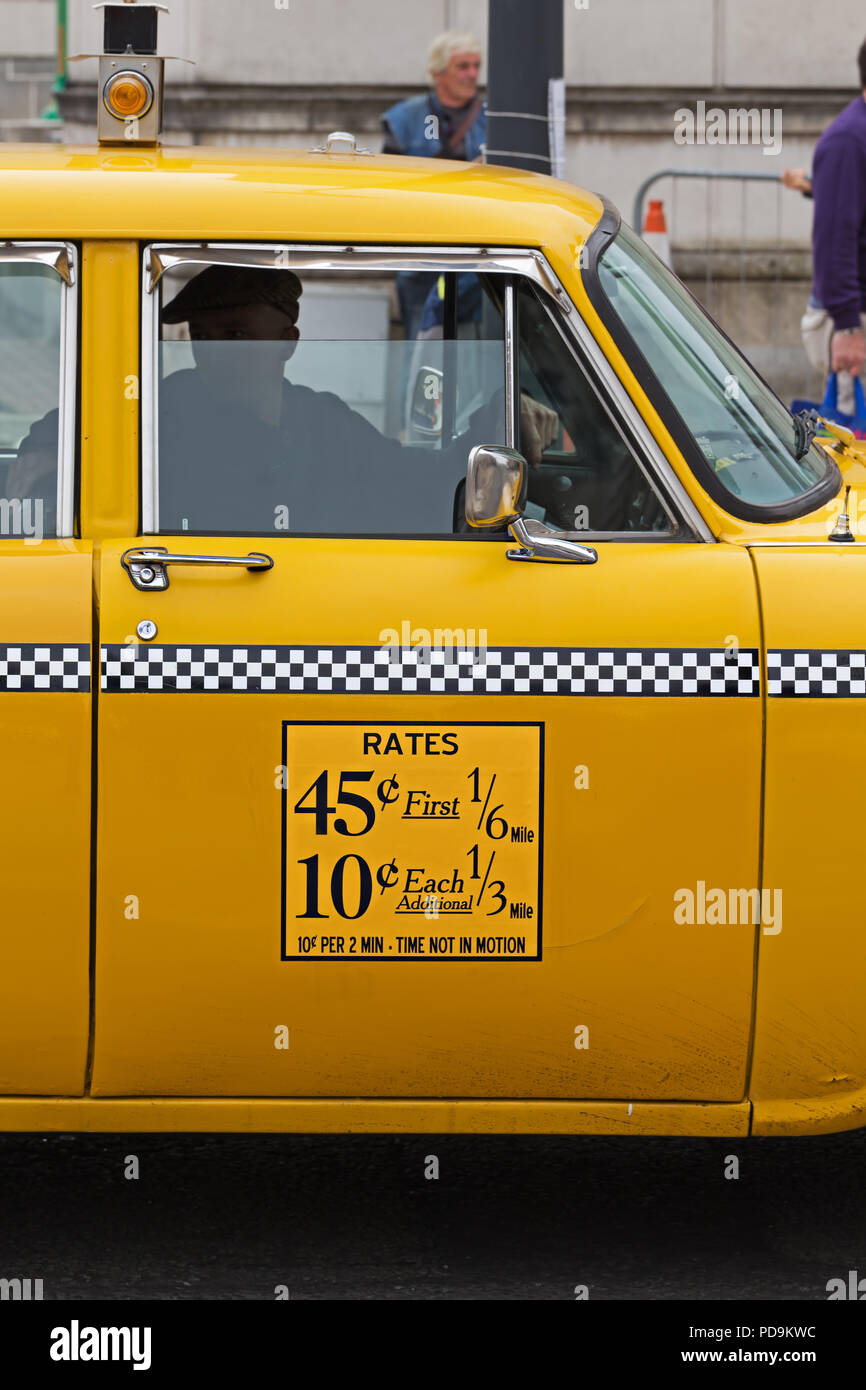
[
  {"x1": 141, "y1": 241, "x2": 711, "y2": 541},
  {"x1": 0, "y1": 242, "x2": 78, "y2": 538}
]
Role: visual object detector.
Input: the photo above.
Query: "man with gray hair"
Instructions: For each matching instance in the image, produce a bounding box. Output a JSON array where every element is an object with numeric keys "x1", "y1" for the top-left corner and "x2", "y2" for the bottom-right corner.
[
  {"x1": 382, "y1": 30, "x2": 485, "y2": 161},
  {"x1": 382, "y1": 31, "x2": 486, "y2": 339}
]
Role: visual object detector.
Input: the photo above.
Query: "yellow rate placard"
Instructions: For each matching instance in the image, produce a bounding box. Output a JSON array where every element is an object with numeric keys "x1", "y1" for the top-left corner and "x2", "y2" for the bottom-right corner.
[{"x1": 281, "y1": 721, "x2": 543, "y2": 961}]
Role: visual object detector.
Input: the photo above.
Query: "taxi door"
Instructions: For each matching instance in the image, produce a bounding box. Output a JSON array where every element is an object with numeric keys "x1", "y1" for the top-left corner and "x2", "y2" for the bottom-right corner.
[
  {"x1": 91, "y1": 245, "x2": 761, "y2": 1100},
  {"x1": 749, "y1": 546, "x2": 866, "y2": 1132},
  {"x1": 0, "y1": 244, "x2": 91, "y2": 1094}
]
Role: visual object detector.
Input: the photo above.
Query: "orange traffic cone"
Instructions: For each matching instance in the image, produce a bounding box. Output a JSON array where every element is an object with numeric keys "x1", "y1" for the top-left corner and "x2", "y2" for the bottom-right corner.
[{"x1": 642, "y1": 198, "x2": 672, "y2": 267}]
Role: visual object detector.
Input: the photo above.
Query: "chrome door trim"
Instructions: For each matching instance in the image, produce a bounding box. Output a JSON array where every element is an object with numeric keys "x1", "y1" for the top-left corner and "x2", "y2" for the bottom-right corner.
[
  {"x1": 141, "y1": 251, "x2": 159, "y2": 532},
  {"x1": 0, "y1": 241, "x2": 78, "y2": 538},
  {"x1": 145, "y1": 243, "x2": 567, "y2": 302},
  {"x1": 502, "y1": 279, "x2": 517, "y2": 449},
  {"x1": 57, "y1": 247, "x2": 77, "y2": 536},
  {"x1": 141, "y1": 241, "x2": 710, "y2": 541},
  {"x1": 0, "y1": 243, "x2": 75, "y2": 285}
]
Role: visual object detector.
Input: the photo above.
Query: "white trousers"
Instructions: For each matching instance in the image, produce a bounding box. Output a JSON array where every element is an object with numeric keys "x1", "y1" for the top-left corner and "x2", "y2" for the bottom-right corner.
[{"x1": 800, "y1": 305, "x2": 866, "y2": 416}]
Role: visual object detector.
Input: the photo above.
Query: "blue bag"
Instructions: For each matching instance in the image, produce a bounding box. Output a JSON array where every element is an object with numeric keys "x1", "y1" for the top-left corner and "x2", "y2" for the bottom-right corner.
[{"x1": 791, "y1": 373, "x2": 866, "y2": 438}]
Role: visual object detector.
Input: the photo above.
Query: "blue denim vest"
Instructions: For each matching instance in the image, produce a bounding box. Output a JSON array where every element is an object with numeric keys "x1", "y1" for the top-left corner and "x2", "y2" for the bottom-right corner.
[{"x1": 383, "y1": 93, "x2": 486, "y2": 161}]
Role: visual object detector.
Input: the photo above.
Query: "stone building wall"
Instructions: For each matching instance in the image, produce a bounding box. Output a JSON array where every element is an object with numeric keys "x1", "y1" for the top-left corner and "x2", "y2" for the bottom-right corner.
[
  {"x1": 5, "y1": 0, "x2": 866, "y2": 400},
  {"x1": 0, "y1": 0, "x2": 58, "y2": 139}
]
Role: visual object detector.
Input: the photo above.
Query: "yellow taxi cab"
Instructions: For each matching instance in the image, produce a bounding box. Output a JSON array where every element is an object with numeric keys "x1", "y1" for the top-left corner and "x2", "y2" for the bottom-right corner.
[{"x1": 1, "y1": 9, "x2": 864, "y2": 1141}]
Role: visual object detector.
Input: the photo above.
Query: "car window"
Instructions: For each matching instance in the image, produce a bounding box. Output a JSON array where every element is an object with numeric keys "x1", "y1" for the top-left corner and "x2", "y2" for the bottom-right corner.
[
  {"x1": 595, "y1": 223, "x2": 828, "y2": 509},
  {"x1": 0, "y1": 263, "x2": 64, "y2": 539},
  {"x1": 516, "y1": 279, "x2": 674, "y2": 534},
  {"x1": 153, "y1": 263, "x2": 507, "y2": 536}
]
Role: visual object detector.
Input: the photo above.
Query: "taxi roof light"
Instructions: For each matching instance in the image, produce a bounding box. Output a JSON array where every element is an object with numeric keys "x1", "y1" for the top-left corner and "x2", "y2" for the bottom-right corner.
[
  {"x1": 102, "y1": 70, "x2": 154, "y2": 121},
  {"x1": 63, "y1": 4, "x2": 190, "y2": 147}
]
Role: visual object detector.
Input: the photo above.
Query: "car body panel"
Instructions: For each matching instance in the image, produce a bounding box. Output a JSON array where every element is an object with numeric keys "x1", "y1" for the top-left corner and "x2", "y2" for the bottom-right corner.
[
  {"x1": 94, "y1": 537, "x2": 760, "y2": 1100},
  {"x1": 0, "y1": 542, "x2": 92, "y2": 1093},
  {"x1": 0, "y1": 143, "x2": 862, "y2": 1133},
  {"x1": 0, "y1": 1097, "x2": 751, "y2": 1135},
  {"x1": 81, "y1": 240, "x2": 140, "y2": 538},
  {"x1": 749, "y1": 548, "x2": 866, "y2": 1136},
  {"x1": 0, "y1": 145, "x2": 603, "y2": 248}
]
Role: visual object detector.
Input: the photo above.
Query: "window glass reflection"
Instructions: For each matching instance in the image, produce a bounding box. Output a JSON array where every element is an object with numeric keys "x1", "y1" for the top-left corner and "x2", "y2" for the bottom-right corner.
[{"x1": 156, "y1": 265, "x2": 507, "y2": 535}]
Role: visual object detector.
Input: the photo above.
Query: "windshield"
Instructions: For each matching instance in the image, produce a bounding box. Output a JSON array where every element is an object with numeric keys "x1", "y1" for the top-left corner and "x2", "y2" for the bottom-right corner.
[{"x1": 595, "y1": 223, "x2": 830, "y2": 510}]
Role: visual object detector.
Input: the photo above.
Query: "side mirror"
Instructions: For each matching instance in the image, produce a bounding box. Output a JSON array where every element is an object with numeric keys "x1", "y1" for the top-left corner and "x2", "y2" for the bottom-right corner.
[
  {"x1": 465, "y1": 444, "x2": 526, "y2": 528},
  {"x1": 465, "y1": 445, "x2": 598, "y2": 565}
]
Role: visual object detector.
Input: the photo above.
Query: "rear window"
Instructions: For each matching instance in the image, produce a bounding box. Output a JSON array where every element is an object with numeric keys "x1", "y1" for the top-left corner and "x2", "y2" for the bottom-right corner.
[{"x1": 0, "y1": 263, "x2": 64, "y2": 538}]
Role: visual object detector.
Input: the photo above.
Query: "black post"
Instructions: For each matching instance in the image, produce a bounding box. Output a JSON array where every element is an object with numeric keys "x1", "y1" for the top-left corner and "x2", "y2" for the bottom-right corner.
[{"x1": 486, "y1": 0, "x2": 564, "y2": 174}]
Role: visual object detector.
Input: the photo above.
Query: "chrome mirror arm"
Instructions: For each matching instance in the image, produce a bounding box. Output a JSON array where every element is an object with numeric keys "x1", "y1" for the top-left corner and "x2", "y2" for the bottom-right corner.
[
  {"x1": 465, "y1": 444, "x2": 598, "y2": 564},
  {"x1": 507, "y1": 516, "x2": 598, "y2": 565}
]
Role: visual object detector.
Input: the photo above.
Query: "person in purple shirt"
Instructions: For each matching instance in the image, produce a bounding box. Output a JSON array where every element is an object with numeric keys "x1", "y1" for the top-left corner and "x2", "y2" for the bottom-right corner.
[{"x1": 786, "y1": 38, "x2": 866, "y2": 414}]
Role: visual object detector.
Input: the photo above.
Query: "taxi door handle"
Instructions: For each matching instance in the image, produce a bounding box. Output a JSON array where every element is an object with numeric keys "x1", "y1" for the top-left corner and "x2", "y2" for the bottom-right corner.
[{"x1": 121, "y1": 546, "x2": 274, "y2": 592}]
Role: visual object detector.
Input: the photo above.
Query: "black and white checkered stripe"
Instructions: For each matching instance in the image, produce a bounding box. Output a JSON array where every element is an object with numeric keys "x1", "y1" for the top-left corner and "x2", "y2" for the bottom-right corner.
[
  {"x1": 8, "y1": 642, "x2": 860, "y2": 697},
  {"x1": 768, "y1": 649, "x2": 866, "y2": 697},
  {"x1": 0, "y1": 643, "x2": 90, "y2": 692},
  {"x1": 9, "y1": 641, "x2": 863, "y2": 698},
  {"x1": 101, "y1": 644, "x2": 760, "y2": 695}
]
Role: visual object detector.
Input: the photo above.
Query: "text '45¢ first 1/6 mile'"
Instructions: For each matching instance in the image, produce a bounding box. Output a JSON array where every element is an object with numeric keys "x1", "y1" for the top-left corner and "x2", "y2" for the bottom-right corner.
[{"x1": 281, "y1": 722, "x2": 543, "y2": 961}]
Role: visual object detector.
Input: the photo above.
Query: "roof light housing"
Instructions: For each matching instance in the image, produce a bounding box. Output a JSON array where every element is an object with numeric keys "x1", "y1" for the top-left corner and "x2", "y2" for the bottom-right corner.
[{"x1": 72, "y1": 4, "x2": 172, "y2": 146}]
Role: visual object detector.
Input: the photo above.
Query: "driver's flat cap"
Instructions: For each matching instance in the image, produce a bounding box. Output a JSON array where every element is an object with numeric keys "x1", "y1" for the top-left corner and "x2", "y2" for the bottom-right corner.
[{"x1": 162, "y1": 265, "x2": 303, "y2": 324}]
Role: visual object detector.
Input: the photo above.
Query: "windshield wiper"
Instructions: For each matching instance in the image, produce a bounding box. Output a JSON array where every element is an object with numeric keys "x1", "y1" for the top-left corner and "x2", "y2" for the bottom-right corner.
[{"x1": 792, "y1": 407, "x2": 821, "y2": 460}]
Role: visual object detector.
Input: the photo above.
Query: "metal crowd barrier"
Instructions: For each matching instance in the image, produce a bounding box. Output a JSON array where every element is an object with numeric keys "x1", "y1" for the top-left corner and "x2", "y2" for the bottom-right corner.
[
  {"x1": 631, "y1": 168, "x2": 816, "y2": 402},
  {"x1": 632, "y1": 168, "x2": 781, "y2": 238}
]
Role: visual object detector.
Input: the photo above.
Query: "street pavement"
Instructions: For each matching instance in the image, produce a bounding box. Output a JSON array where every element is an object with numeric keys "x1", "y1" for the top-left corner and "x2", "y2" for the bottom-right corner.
[{"x1": 0, "y1": 1129, "x2": 863, "y2": 1300}]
